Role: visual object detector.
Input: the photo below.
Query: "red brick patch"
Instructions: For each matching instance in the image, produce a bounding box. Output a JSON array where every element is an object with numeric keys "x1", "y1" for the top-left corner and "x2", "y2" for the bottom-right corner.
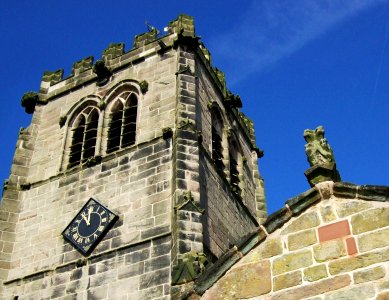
[
  {"x1": 345, "y1": 237, "x2": 357, "y2": 255},
  {"x1": 318, "y1": 220, "x2": 350, "y2": 242}
]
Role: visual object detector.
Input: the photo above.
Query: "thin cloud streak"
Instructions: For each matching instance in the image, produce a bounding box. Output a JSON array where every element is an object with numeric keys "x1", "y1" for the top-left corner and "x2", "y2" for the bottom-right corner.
[{"x1": 210, "y1": 0, "x2": 388, "y2": 84}]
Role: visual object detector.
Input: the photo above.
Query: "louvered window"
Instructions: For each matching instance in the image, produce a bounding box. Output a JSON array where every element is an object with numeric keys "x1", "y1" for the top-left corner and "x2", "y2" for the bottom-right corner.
[
  {"x1": 229, "y1": 145, "x2": 241, "y2": 196},
  {"x1": 68, "y1": 107, "x2": 99, "y2": 168},
  {"x1": 211, "y1": 109, "x2": 224, "y2": 170},
  {"x1": 107, "y1": 93, "x2": 138, "y2": 153}
]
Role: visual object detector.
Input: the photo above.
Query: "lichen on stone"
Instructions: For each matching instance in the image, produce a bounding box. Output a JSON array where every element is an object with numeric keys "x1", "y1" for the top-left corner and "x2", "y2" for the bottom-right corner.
[
  {"x1": 172, "y1": 252, "x2": 208, "y2": 284},
  {"x1": 139, "y1": 80, "x2": 149, "y2": 94},
  {"x1": 304, "y1": 126, "x2": 335, "y2": 167}
]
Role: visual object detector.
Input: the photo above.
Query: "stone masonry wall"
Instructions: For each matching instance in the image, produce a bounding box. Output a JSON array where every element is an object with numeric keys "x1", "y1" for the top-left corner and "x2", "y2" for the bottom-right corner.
[
  {"x1": 26, "y1": 39, "x2": 177, "y2": 183},
  {"x1": 1, "y1": 34, "x2": 178, "y2": 299},
  {"x1": 171, "y1": 44, "x2": 204, "y2": 266},
  {"x1": 4, "y1": 235, "x2": 171, "y2": 299},
  {"x1": 196, "y1": 55, "x2": 259, "y2": 259},
  {"x1": 3, "y1": 138, "x2": 173, "y2": 299},
  {"x1": 196, "y1": 62, "x2": 258, "y2": 217},
  {"x1": 200, "y1": 154, "x2": 258, "y2": 258},
  {"x1": 201, "y1": 182, "x2": 389, "y2": 299}
]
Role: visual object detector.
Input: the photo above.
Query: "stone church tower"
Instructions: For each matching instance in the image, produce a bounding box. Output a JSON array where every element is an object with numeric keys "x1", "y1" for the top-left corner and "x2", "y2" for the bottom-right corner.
[{"x1": 0, "y1": 15, "x2": 266, "y2": 299}]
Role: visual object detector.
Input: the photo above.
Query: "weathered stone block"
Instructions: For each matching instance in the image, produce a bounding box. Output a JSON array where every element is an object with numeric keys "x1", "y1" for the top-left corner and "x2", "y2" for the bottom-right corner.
[
  {"x1": 144, "y1": 254, "x2": 170, "y2": 272},
  {"x1": 320, "y1": 205, "x2": 336, "y2": 222},
  {"x1": 288, "y1": 229, "x2": 317, "y2": 251},
  {"x1": 351, "y1": 208, "x2": 389, "y2": 234},
  {"x1": 281, "y1": 212, "x2": 320, "y2": 235},
  {"x1": 358, "y1": 227, "x2": 389, "y2": 252},
  {"x1": 329, "y1": 247, "x2": 389, "y2": 275},
  {"x1": 336, "y1": 200, "x2": 372, "y2": 218},
  {"x1": 117, "y1": 262, "x2": 144, "y2": 280},
  {"x1": 324, "y1": 283, "x2": 375, "y2": 300},
  {"x1": 139, "y1": 268, "x2": 170, "y2": 289},
  {"x1": 378, "y1": 279, "x2": 389, "y2": 291},
  {"x1": 273, "y1": 250, "x2": 313, "y2": 275},
  {"x1": 303, "y1": 264, "x2": 328, "y2": 282},
  {"x1": 313, "y1": 239, "x2": 347, "y2": 262},
  {"x1": 140, "y1": 224, "x2": 170, "y2": 240},
  {"x1": 271, "y1": 274, "x2": 351, "y2": 300},
  {"x1": 273, "y1": 270, "x2": 302, "y2": 291},
  {"x1": 200, "y1": 260, "x2": 271, "y2": 300},
  {"x1": 354, "y1": 265, "x2": 385, "y2": 283},
  {"x1": 125, "y1": 248, "x2": 150, "y2": 264}
]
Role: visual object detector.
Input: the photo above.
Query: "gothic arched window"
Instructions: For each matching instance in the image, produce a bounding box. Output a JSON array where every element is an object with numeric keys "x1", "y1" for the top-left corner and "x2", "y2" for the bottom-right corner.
[
  {"x1": 211, "y1": 108, "x2": 224, "y2": 170},
  {"x1": 68, "y1": 107, "x2": 99, "y2": 168},
  {"x1": 107, "y1": 92, "x2": 138, "y2": 153}
]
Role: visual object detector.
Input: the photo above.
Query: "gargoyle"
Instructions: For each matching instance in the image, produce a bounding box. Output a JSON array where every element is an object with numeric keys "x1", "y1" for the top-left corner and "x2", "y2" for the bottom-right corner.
[{"x1": 303, "y1": 126, "x2": 335, "y2": 167}]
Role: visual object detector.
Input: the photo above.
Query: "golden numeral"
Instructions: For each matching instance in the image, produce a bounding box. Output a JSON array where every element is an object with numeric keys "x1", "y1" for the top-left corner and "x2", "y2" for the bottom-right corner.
[
  {"x1": 101, "y1": 218, "x2": 107, "y2": 223},
  {"x1": 73, "y1": 233, "x2": 79, "y2": 240},
  {"x1": 93, "y1": 233, "x2": 98, "y2": 239},
  {"x1": 98, "y1": 226, "x2": 104, "y2": 232},
  {"x1": 85, "y1": 237, "x2": 90, "y2": 243}
]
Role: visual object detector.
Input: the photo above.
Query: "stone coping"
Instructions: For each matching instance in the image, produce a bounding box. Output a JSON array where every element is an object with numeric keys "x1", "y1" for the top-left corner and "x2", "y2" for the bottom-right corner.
[{"x1": 191, "y1": 181, "x2": 389, "y2": 295}]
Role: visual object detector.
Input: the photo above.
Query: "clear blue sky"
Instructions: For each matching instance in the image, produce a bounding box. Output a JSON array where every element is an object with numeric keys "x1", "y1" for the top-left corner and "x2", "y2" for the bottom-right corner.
[{"x1": 1, "y1": 1, "x2": 388, "y2": 213}]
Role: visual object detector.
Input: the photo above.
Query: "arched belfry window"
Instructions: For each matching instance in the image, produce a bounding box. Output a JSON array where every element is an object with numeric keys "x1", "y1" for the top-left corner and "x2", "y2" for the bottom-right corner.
[
  {"x1": 68, "y1": 107, "x2": 99, "y2": 168},
  {"x1": 211, "y1": 108, "x2": 224, "y2": 170},
  {"x1": 107, "y1": 92, "x2": 138, "y2": 153}
]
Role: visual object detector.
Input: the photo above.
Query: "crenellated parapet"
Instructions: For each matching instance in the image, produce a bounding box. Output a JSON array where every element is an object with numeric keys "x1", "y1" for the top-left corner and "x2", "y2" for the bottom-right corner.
[
  {"x1": 133, "y1": 28, "x2": 158, "y2": 48},
  {"x1": 21, "y1": 14, "x2": 257, "y2": 143},
  {"x1": 71, "y1": 56, "x2": 94, "y2": 76},
  {"x1": 102, "y1": 43, "x2": 125, "y2": 62},
  {"x1": 168, "y1": 14, "x2": 195, "y2": 37}
]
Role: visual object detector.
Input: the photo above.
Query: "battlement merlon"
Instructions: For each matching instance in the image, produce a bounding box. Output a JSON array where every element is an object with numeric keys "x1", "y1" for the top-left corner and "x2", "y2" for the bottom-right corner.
[
  {"x1": 37, "y1": 14, "x2": 198, "y2": 96},
  {"x1": 25, "y1": 14, "x2": 260, "y2": 153}
]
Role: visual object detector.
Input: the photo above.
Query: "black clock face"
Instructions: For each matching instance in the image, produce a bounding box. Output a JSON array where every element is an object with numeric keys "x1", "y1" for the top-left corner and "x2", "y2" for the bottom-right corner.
[{"x1": 62, "y1": 198, "x2": 118, "y2": 255}]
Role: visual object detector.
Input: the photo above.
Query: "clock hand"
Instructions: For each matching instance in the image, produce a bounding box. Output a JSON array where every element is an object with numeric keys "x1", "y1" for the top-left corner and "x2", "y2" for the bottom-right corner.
[
  {"x1": 81, "y1": 211, "x2": 91, "y2": 226},
  {"x1": 87, "y1": 206, "x2": 93, "y2": 225}
]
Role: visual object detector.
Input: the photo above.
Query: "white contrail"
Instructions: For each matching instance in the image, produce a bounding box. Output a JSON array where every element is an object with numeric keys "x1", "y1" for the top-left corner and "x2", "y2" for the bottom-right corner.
[{"x1": 209, "y1": 0, "x2": 388, "y2": 84}]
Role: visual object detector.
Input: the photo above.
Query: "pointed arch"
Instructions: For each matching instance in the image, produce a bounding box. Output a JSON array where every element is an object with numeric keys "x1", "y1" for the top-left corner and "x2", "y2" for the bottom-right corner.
[
  {"x1": 103, "y1": 81, "x2": 140, "y2": 154},
  {"x1": 62, "y1": 97, "x2": 101, "y2": 170},
  {"x1": 67, "y1": 106, "x2": 100, "y2": 168}
]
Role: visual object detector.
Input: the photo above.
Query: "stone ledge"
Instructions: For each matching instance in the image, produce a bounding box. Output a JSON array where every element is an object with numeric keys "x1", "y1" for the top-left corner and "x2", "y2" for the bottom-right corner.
[
  {"x1": 333, "y1": 182, "x2": 389, "y2": 202},
  {"x1": 286, "y1": 187, "x2": 321, "y2": 215},
  {"x1": 263, "y1": 207, "x2": 292, "y2": 234}
]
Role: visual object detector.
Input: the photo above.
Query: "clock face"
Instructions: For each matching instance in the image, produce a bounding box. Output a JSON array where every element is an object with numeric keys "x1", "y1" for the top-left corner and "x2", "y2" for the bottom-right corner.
[{"x1": 62, "y1": 198, "x2": 118, "y2": 255}]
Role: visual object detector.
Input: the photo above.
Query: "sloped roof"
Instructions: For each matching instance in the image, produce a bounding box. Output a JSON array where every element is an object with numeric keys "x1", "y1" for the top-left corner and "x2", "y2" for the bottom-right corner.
[{"x1": 190, "y1": 181, "x2": 389, "y2": 297}]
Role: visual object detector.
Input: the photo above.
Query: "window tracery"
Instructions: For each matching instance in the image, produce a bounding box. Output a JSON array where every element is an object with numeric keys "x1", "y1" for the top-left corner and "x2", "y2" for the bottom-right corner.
[
  {"x1": 106, "y1": 92, "x2": 138, "y2": 153},
  {"x1": 68, "y1": 106, "x2": 99, "y2": 168}
]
